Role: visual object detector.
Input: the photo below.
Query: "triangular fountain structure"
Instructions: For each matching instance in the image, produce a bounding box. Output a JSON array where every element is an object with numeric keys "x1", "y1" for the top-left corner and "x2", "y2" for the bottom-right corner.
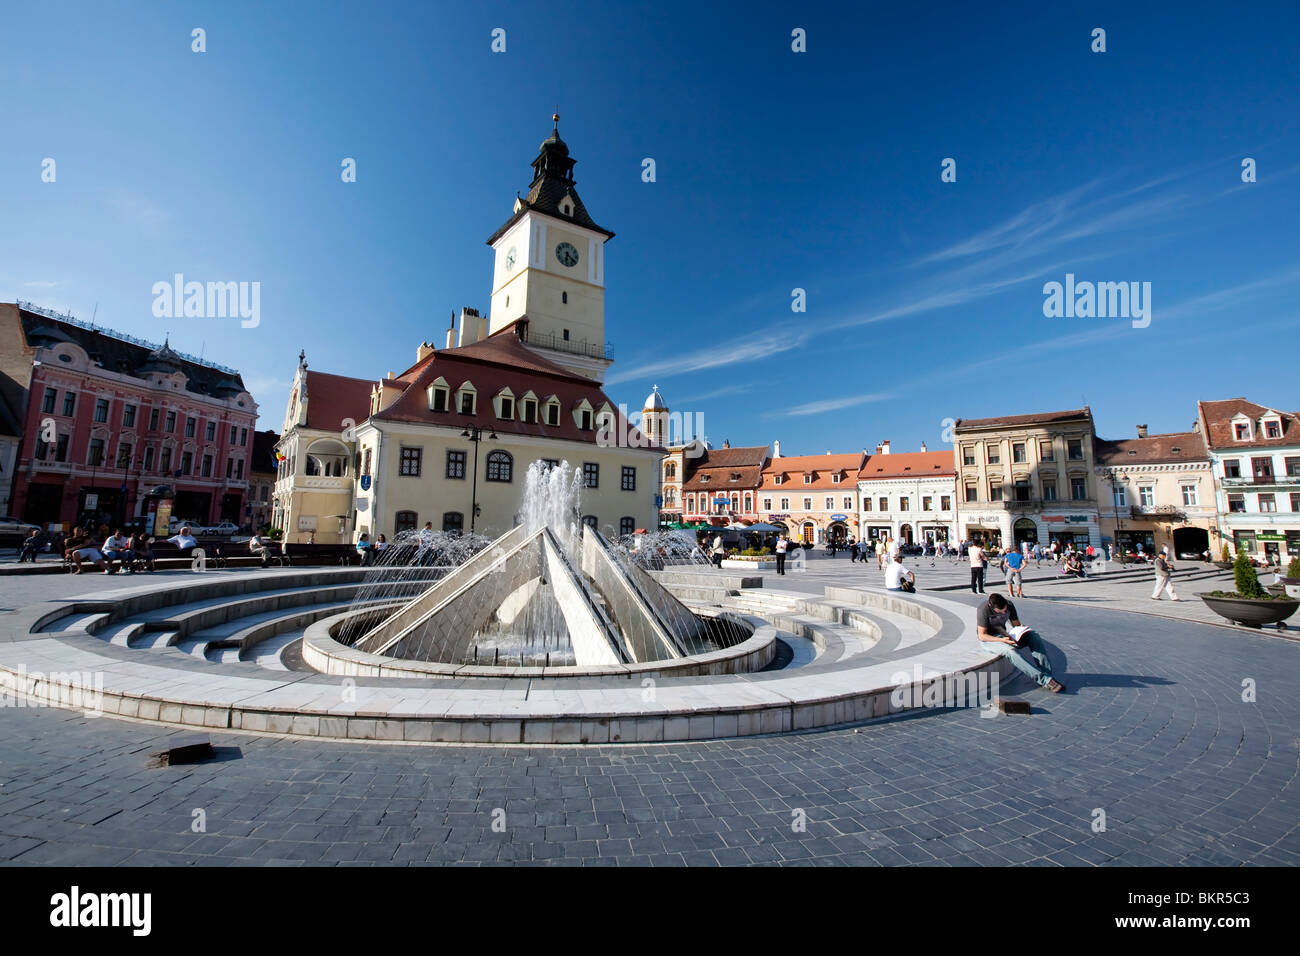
[{"x1": 352, "y1": 523, "x2": 712, "y2": 667}]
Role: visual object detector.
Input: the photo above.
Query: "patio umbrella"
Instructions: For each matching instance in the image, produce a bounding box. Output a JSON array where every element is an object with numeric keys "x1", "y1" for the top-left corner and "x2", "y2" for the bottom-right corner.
[{"x1": 741, "y1": 522, "x2": 783, "y2": 532}]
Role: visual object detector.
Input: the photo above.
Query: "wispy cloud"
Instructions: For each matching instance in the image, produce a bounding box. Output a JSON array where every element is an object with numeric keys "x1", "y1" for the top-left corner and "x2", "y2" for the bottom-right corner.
[
  {"x1": 22, "y1": 280, "x2": 59, "y2": 288},
  {"x1": 676, "y1": 383, "x2": 758, "y2": 404},
  {"x1": 1155, "y1": 264, "x2": 1300, "y2": 325},
  {"x1": 606, "y1": 327, "x2": 809, "y2": 386},
  {"x1": 780, "y1": 392, "x2": 892, "y2": 417}
]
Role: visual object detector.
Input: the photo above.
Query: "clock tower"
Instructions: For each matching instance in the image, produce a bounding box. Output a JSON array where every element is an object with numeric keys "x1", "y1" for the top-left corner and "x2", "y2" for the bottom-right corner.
[{"x1": 486, "y1": 114, "x2": 615, "y2": 381}]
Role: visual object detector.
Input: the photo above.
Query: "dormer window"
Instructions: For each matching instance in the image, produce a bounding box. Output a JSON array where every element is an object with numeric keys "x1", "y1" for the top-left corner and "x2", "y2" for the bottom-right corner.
[
  {"x1": 730, "y1": 472, "x2": 741, "y2": 482},
  {"x1": 773, "y1": 475, "x2": 783, "y2": 485},
  {"x1": 573, "y1": 398, "x2": 594, "y2": 431},
  {"x1": 803, "y1": 474, "x2": 813, "y2": 484},
  {"x1": 832, "y1": 473, "x2": 841, "y2": 484},
  {"x1": 496, "y1": 394, "x2": 514, "y2": 420},
  {"x1": 1234, "y1": 422, "x2": 1251, "y2": 441},
  {"x1": 521, "y1": 396, "x2": 537, "y2": 423},
  {"x1": 427, "y1": 377, "x2": 449, "y2": 413},
  {"x1": 456, "y1": 384, "x2": 477, "y2": 415},
  {"x1": 1264, "y1": 419, "x2": 1282, "y2": 439},
  {"x1": 559, "y1": 194, "x2": 575, "y2": 217},
  {"x1": 699, "y1": 475, "x2": 711, "y2": 483},
  {"x1": 543, "y1": 397, "x2": 561, "y2": 427}
]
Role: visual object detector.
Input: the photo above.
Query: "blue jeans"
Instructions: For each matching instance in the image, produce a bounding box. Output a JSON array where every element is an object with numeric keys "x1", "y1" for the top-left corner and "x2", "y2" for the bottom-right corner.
[{"x1": 985, "y1": 630, "x2": 1056, "y2": 687}]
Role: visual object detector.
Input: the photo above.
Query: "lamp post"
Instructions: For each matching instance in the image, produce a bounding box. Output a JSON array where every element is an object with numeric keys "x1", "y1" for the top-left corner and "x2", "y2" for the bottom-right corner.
[
  {"x1": 1104, "y1": 467, "x2": 1127, "y2": 563},
  {"x1": 460, "y1": 424, "x2": 497, "y2": 533}
]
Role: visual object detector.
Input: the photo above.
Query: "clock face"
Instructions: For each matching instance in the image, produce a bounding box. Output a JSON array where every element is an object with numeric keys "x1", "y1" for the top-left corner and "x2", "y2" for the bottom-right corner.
[
  {"x1": 555, "y1": 241, "x2": 579, "y2": 268},
  {"x1": 505, "y1": 247, "x2": 517, "y2": 271}
]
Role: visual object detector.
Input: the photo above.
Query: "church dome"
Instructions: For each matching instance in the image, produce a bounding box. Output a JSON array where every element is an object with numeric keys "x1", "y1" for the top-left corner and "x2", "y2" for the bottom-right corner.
[{"x1": 643, "y1": 385, "x2": 667, "y2": 411}]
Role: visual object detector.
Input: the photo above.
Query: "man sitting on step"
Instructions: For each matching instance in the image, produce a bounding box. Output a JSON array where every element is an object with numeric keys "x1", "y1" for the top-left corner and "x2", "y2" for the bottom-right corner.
[{"x1": 976, "y1": 593, "x2": 1065, "y2": 693}]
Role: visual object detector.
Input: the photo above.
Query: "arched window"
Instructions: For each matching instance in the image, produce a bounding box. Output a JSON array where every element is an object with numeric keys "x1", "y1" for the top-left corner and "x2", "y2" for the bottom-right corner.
[
  {"x1": 485, "y1": 450, "x2": 513, "y2": 482},
  {"x1": 664, "y1": 462, "x2": 677, "y2": 480},
  {"x1": 442, "y1": 512, "x2": 464, "y2": 535},
  {"x1": 394, "y1": 510, "x2": 418, "y2": 534},
  {"x1": 620, "y1": 517, "x2": 635, "y2": 536}
]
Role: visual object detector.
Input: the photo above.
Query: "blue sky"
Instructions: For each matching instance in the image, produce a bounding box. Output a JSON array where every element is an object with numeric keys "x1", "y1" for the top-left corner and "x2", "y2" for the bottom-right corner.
[{"x1": 2, "y1": 0, "x2": 1297, "y2": 453}]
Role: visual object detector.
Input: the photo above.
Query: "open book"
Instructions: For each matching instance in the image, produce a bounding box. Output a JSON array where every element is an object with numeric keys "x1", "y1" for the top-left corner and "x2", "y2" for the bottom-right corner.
[{"x1": 1007, "y1": 625, "x2": 1031, "y2": 646}]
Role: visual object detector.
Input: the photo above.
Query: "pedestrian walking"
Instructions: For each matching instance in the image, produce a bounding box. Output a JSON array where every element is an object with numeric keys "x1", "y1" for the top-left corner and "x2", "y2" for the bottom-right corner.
[
  {"x1": 1151, "y1": 547, "x2": 1180, "y2": 601},
  {"x1": 775, "y1": 534, "x2": 788, "y2": 576},
  {"x1": 969, "y1": 542, "x2": 986, "y2": 594}
]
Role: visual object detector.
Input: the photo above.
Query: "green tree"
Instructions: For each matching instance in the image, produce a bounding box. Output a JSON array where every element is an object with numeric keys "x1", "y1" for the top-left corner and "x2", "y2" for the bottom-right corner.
[{"x1": 1233, "y1": 548, "x2": 1265, "y2": 599}]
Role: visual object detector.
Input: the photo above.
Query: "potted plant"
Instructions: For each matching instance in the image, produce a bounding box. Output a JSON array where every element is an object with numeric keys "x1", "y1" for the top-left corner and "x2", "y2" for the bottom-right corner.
[
  {"x1": 1279, "y1": 557, "x2": 1300, "y2": 599},
  {"x1": 1212, "y1": 543, "x2": 1234, "y2": 570},
  {"x1": 1199, "y1": 549, "x2": 1299, "y2": 628}
]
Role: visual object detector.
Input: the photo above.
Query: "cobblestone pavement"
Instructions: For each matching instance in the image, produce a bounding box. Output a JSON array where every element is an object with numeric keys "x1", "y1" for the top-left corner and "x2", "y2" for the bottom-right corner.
[{"x1": 1, "y1": 567, "x2": 1296, "y2": 866}]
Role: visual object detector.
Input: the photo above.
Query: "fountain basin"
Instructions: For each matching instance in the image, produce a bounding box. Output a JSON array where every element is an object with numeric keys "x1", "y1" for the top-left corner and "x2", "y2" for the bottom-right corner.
[{"x1": 303, "y1": 604, "x2": 775, "y2": 679}]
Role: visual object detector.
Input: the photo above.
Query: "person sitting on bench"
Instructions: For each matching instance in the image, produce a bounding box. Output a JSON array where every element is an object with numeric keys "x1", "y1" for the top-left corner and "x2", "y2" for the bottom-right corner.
[
  {"x1": 249, "y1": 529, "x2": 282, "y2": 567},
  {"x1": 129, "y1": 531, "x2": 156, "y2": 572},
  {"x1": 64, "y1": 527, "x2": 108, "y2": 574},
  {"x1": 101, "y1": 528, "x2": 134, "y2": 574},
  {"x1": 976, "y1": 593, "x2": 1064, "y2": 693},
  {"x1": 166, "y1": 526, "x2": 198, "y2": 556}
]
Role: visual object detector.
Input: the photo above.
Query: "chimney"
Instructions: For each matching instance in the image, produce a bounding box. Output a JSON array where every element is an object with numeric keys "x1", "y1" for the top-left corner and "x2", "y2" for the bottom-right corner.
[
  {"x1": 880, "y1": 440, "x2": 891, "y2": 455},
  {"x1": 723, "y1": 439, "x2": 730, "y2": 448},
  {"x1": 1137, "y1": 424, "x2": 1148, "y2": 438},
  {"x1": 773, "y1": 440, "x2": 781, "y2": 458},
  {"x1": 920, "y1": 441, "x2": 927, "y2": 452},
  {"x1": 386, "y1": 371, "x2": 395, "y2": 380},
  {"x1": 416, "y1": 341, "x2": 435, "y2": 363}
]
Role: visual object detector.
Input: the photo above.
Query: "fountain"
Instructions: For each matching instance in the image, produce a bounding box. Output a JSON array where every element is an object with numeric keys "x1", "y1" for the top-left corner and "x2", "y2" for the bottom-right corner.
[{"x1": 345, "y1": 461, "x2": 751, "y2": 669}]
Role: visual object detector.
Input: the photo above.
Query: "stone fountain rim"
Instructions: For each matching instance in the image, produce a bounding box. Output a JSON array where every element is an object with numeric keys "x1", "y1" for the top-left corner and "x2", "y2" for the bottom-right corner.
[{"x1": 301, "y1": 603, "x2": 778, "y2": 680}]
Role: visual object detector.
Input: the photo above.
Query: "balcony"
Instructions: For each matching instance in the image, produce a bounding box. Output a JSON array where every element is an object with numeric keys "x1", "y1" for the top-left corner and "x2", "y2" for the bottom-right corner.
[
  {"x1": 1221, "y1": 475, "x2": 1300, "y2": 487},
  {"x1": 1130, "y1": 504, "x2": 1186, "y2": 521},
  {"x1": 1003, "y1": 497, "x2": 1041, "y2": 510},
  {"x1": 522, "y1": 329, "x2": 613, "y2": 361},
  {"x1": 297, "y1": 475, "x2": 351, "y2": 491}
]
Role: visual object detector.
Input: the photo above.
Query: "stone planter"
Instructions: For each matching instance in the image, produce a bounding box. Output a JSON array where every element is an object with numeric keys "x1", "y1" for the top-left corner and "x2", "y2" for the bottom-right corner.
[
  {"x1": 721, "y1": 558, "x2": 776, "y2": 571},
  {"x1": 1280, "y1": 577, "x2": 1300, "y2": 599},
  {"x1": 1198, "y1": 593, "x2": 1300, "y2": 629}
]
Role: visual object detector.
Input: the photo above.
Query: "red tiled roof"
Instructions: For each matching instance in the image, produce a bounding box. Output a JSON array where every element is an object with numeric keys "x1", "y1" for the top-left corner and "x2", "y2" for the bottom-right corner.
[
  {"x1": 693, "y1": 445, "x2": 769, "y2": 468},
  {"x1": 683, "y1": 464, "x2": 765, "y2": 491},
  {"x1": 681, "y1": 445, "x2": 768, "y2": 490},
  {"x1": 761, "y1": 453, "x2": 865, "y2": 489},
  {"x1": 955, "y1": 408, "x2": 1092, "y2": 429},
  {"x1": 371, "y1": 329, "x2": 650, "y2": 447},
  {"x1": 856, "y1": 450, "x2": 955, "y2": 480},
  {"x1": 304, "y1": 370, "x2": 373, "y2": 431},
  {"x1": 1094, "y1": 432, "x2": 1206, "y2": 465},
  {"x1": 1197, "y1": 398, "x2": 1300, "y2": 450}
]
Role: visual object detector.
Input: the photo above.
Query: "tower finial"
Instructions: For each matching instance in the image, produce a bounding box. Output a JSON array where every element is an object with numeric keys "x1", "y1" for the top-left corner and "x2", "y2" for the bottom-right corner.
[{"x1": 552, "y1": 107, "x2": 559, "y2": 128}]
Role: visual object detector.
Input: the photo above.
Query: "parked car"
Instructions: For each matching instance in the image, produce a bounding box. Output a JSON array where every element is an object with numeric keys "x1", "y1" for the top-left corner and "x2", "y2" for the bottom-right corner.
[
  {"x1": 0, "y1": 516, "x2": 42, "y2": 535},
  {"x1": 199, "y1": 521, "x2": 241, "y2": 537}
]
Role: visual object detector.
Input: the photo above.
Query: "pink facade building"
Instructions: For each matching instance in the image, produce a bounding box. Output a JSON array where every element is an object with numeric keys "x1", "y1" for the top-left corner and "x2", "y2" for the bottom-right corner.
[{"x1": 9, "y1": 304, "x2": 258, "y2": 531}]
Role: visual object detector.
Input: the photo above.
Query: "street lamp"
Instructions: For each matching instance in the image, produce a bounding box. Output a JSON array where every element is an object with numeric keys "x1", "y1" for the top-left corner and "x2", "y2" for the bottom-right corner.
[
  {"x1": 460, "y1": 424, "x2": 497, "y2": 533},
  {"x1": 1103, "y1": 467, "x2": 1127, "y2": 562}
]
